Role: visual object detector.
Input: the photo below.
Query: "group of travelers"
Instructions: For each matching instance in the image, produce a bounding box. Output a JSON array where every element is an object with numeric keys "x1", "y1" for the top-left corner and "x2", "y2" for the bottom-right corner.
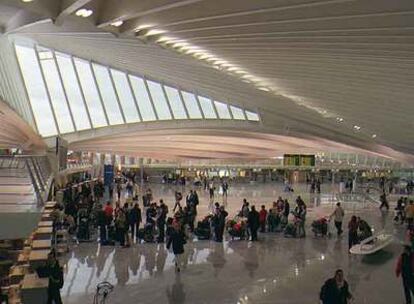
[{"x1": 49, "y1": 172, "x2": 414, "y2": 304}]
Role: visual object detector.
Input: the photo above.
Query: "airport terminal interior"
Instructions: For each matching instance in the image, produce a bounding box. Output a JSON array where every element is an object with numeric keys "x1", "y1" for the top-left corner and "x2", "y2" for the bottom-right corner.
[{"x1": 0, "y1": 0, "x2": 413, "y2": 303}]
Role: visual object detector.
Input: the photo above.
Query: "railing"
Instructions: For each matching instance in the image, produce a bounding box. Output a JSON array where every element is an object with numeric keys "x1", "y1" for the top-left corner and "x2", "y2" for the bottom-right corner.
[{"x1": 0, "y1": 155, "x2": 52, "y2": 206}]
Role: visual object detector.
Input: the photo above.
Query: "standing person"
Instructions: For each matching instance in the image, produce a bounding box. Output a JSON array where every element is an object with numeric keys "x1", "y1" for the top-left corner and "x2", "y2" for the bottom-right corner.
[
  {"x1": 185, "y1": 190, "x2": 193, "y2": 208},
  {"x1": 209, "y1": 181, "x2": 215, "y2": 203},
  {"x1": 115, "y1": 209, "x2": 127, "y2": 247},
  {"x1": 330, "y1": 202, "x2": 345, "y2": 236},
  {"x1": 319, "y1": 269, "x2": 352, "y2": 304},
  {"x1": 248, "y1": 205, "x2": 260, "y2": 241},
  {"x1": 129, "y1": 203, "x2": 142, "y2": 241},
  {"x1": 46, "y1": 251, "x2": 63, "y2": 304},
  {"x1": 166, "y1": 224, "x2": 186, "y2": 273},
  {"x1": 241, "y1": 200, "x2": 250, "y2": 218},
  {"x1": 217, "y1": 206, "x2": 228, "y2": 242},
  {"x1": 222, "y1": 180, "x2": 229, "y2": 198},
  {"x1": 259, "y1": 205, "x2": 268, "y2": 233},
  {"x1": 108, "y1": 182, "x2": 114, "y2": 200},
  {"x1": 157, "y1": 200, "x2": 168, "y2": 243},
  {"x1": 116, "y1": 182, "x2": 122, "y2": 201},
  {"x1": 395, "y1": 245, "x2": 414, "y2": 304},
  {"x1": 348, "y1": 215, "x2": 359, "y2": 251},
  {"x1": 406, "y1": 200, "x2": 414, "y2": 227},
  {"x1": 173, "y1": 191, "x2": 183, "y2": 212}
]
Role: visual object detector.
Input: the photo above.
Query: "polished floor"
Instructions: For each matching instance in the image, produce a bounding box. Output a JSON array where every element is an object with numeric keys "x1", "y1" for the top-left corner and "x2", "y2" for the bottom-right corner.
[{"x1": 61, "y1": 183, "x2": 408, "y2": 304}]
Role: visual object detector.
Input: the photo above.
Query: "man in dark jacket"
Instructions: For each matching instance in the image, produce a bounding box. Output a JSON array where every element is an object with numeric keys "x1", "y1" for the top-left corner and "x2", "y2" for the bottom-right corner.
[
  {"x1": 320, "y1": 269, "x2": 352, "y2": 304},
  {"x1": 47, "y1": 251, "x2": 63, "y2": 304},
  {"x1": 396, "y1": 245, "x2": 414, "y2": 304},
  {"x1": 248, "y1": 205, "x2": 260, "y2": 241},
  {"x1": 157, "y1": 200, "x2": 168, "y2": 243},
  {"x1": 129, "y1": 203, "x2": 142, "y2": 240}
]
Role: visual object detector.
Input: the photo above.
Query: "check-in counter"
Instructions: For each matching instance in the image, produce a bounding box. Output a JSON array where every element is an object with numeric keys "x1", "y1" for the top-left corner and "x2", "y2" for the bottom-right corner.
[
  {"x1": 20, "y1": 273, "x2": 48, "y2": 304},
  {"x1": 31, "y1": 240, "x2": 51, "y2": 251},
  {"x1": 33, "y1": 227, "x2": 53, "y2": 241}
]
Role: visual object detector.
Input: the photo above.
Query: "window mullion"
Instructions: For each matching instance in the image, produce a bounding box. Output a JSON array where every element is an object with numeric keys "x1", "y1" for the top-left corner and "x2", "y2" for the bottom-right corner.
[
  {"x1": 143, "y1": 77, "x2": 159, "y2": 120},
  {"x1": 161, "y1": 83, "x2": 175, "y2": 120},
  {"x1": 89, "y1": 61, "x2": 109, "y2": 126},
  {"x1": 34, "y1": 46, "x2": 60, "y2": 135},
  {"x1": 71, "y1": 56, "x2": 93, "y2": 129},
  {"x1": 108, "y1": 67, "x2": 127, "y2": 124},
  {"x1": 52, "y1": 50, "x2": 76, "y2": 132},
  {"x1": 177, "y1": 88, "x2": 190, "y2": 119},
  {"x1": 194, "y1": 93, "x2": 205, "y2": 119},
  {"x1": 126, "y1": 72, "x2": 142, "y2": 122},
  {"x1": 12, "y1": 44, "x2": 39, "y2": 134}
]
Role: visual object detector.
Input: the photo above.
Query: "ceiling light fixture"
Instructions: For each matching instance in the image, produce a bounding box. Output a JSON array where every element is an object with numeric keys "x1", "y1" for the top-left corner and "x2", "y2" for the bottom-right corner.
[
  {"x1": 372, "y1": 134, "x2": 377, "y2": 138},
  {"x1": 336, "y1": 117, "x2": 344, "y2": 122},
  {"x1": 75, "y1": 8, "x2": 93, "y2": 18},
  {"x1": 353, "y1": 125, "x2": 361, "y2": 130},
  {"x1": 134, "y1": 24, "x2": 154, "y2": 32},
  {"x1": 145, "y1": 29, "x2": 167, "y2": 36},
  {"x1": 21, "y1": 0, "x2": 34, "y2": 2},
  {"x1": 110, "y1": 20, "x2": 123, "y2": 27}
]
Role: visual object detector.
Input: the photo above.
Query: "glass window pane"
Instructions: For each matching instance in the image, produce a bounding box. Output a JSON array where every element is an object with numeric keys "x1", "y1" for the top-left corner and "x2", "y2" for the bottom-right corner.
[
  {"x1": 15, "y1": 45, "x2": 57, "y2": 136},
  {"x1": 230, "y1": 105, "x2": 245, "y2": 120},
  {"x1": 73, "y1": 58, "x2": 107, "y2": 128},
  {"x1": 146, "y1": 80, "x2": 172, "y2": 120},
  {"x1": 92, "y1": 64, "x2": 124, "y2": 125},
  {"x1": 245, "y1": 110, "x2": 260, "y2": 121},
  {"x1": 164, "y1": 86, "x2": 187, "y2": 119},
  {"x1": 198, "y1": 96, "x2": 217, "y2": 119},
  {"x1": 214, "y1": 100, "x2": 231, "y2": 119},
  {"x1": 55, "y1": 52, "x2": 90, "y2": 130},
  {"x1": 110, "y1": 69, "x2": 140, "y2": 123},
  {"x1": 129, "y1": 75, "x2": 156, "y2": 121},
  {"x1": 38, "y1": 48, "x2": 74, "y2": 133},
  {"x1": 181, "y1": 91, "x2": 202, "y2": 119}
]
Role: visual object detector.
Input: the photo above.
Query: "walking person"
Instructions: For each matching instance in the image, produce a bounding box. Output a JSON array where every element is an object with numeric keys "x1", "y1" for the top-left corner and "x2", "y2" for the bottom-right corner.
[
  {"x1": 330, "y1": 202, "x2": 345, "y2": 236},
  {"x1": 319, "y1": 269, "x2": 352, "y2": 304},
  {"x1": 166, "y1": 224, "x2": 186, "y2": 273},
  {"x1": 46, "y1": 251, "x2": 64, "y2": 304},
  {"x1": 248, "y1": 205, "x2": 260, "y2": 241},
  {"x1": 379, "y1": 192, "x2": 389, "y2": 211},
  {"x1": 348, "y1": 215, "x2": 359, "y2": 252},
  {"x1": 396, "y1": 245, "x2": 414, "y2": 304}
]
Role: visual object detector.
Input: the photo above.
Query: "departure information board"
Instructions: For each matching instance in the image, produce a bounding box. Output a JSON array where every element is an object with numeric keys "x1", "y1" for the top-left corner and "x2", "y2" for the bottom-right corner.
[{"x1": 283, "y1": 154, "x2": 315, "y2": 166}]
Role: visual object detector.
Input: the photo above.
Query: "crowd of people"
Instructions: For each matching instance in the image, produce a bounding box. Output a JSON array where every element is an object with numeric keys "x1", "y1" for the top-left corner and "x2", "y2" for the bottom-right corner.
[{"x1": 47, "y1": 172, "x2": 414, "y2": 304}]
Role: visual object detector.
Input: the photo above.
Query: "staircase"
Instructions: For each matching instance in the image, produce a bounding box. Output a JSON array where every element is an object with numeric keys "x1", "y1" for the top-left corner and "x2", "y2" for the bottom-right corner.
[{"x1": 0, "y1": 156, "x2": 52, "y2": 240}]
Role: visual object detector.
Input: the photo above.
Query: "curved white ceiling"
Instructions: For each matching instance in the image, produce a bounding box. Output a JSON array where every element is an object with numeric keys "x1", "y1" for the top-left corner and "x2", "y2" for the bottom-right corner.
[{"x1": 0, "y1": 0, "x2": 413, "y2": 162}]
